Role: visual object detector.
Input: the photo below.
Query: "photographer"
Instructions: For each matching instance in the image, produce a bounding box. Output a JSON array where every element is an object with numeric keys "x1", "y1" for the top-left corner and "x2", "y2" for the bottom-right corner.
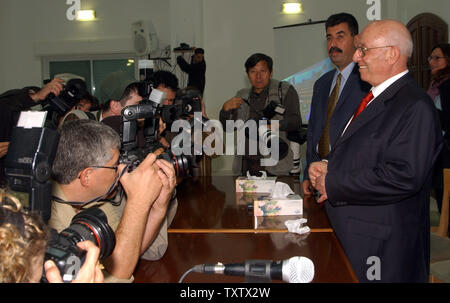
[
  {"x1": 0, "y1": 189, "x2": 103, "y2": 283},
  {"x1": 49, "y1": 120, "x2": 176, "y2": 282},
  {"x1": 98, "y1": 81, "x2": 179, "y2": 261},
  {"x1": 0, "y1": 78, "x2": 64, "y2": 185},
  {"x1": 150, "y1": 71, "x2": 207, "y2": 146},
  {"x1": 177, "y1": 48, "x2": 206, "y2": 95},
  {"x1": 219, "y1": 53, "x2": 302, "y2": 176}
]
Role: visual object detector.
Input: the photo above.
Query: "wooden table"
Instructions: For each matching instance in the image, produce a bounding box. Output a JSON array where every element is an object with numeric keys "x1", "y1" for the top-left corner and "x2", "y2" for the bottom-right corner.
[
  {"x1": 133, "y1": 175, "x2": 358, "y2": 283},
  {"x1": 134, "y1": 232, "x2": 357, "y2": 283},
  {"x1": 169, "y1": 176, "x2": 332, "y2": 232}
]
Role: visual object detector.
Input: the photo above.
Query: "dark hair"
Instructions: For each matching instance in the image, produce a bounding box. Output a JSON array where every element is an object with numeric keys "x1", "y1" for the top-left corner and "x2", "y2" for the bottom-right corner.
[
  {"x1": 119, "y1": 82, "x2": 141, "y2": 106},
  {"x1": 325, "y1": 12, "x2": 359, "y2": 36},
  {"x1": 245, "y1": 53, "x2": 273, "y2": 73},
  {"x1": 431, "y1": 43, "x2": 450, "y2": 82},
  {"x1": 152, "y1": 70, "x2": 179, "y2": 92},
  {"x1": 194, "y1": 48, "x2": 204, "y2": 54},
  {"x1": 101, "y1": 81, "x2": 140, "y2": 112}
]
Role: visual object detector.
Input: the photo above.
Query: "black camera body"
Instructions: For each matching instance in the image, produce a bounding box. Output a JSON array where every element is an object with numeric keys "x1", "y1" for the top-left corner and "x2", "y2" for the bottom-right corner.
[
  {"x1": 119, "y1": 86, "x2": 199, "y2": 177},
  {"x1": 160, "y1": 88, "x2": 203, "y2": 126},
  {"x1": 42, "y1": 208, "x2": 116, "y2": 282},
  {"x1": 4, "y1": 127, "x2": 60, "y2": 222},
  {"x1": 243, "y1": 100, "x2": 290, "y2": 161},
  {"x1": 41, "y1": 79, "x2": 88, "y2": 128}
]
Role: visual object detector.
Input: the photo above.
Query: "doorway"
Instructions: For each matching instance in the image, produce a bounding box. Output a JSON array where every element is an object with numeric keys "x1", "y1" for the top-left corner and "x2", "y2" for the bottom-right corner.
[{"x1": 407, "y1": 13, "x2": 448, "y2": 90}]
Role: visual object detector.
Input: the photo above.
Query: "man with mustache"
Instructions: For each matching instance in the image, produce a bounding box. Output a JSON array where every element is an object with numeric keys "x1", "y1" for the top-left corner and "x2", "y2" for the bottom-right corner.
[{"x1": 302, "y1": 13, "x2": 370, "y2": 195}]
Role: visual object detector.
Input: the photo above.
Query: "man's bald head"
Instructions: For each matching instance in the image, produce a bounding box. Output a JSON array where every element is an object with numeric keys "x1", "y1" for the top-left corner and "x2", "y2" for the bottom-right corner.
[
  {"x1": 364, "y1": 20, "x2": 413, "y2": 58},
  {"x1": 353, "y1": 20, "x2": 413, "y2": 86}
]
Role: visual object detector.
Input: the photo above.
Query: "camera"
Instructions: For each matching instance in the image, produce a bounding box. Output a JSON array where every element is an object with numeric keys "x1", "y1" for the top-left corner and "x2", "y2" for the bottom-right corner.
[
  {"x1": 160, "y1": 88, "x2": 203, "y2": 126},
  {"x1": 119, "y1": 86, "x2": 197, "y2": 177},
  {"x1": 244, "y1": 100, "x2": 289, "y2": 161},
  {"x1": 41, "y1": 78, "x2": 88, "y2": 129},
  {"x1": 258, "y1": 122, "x2": 289, "y2": 160},
  {"x1": 263, "y1": 100, "x2": 286, "y2": 119},
  {"x1": 42, "y1": 208, "x2": 116, "y2": 282},
  {"x1": 4, "y1": 122, "x2": 60, "y2": 223},
  {"x1": 42, "y1": 78, "x2": 88, "y2": 116}
]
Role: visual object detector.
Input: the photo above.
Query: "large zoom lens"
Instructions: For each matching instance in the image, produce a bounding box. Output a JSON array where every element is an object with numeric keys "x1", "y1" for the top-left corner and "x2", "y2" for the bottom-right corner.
[
  {"x1": 259, "y1": 128, "x2": 289, "y2": 161},
  {"x1": 43, "y1": 208, "x2": 116, "y2": 282},
  {"x1": 158, "y1": 151, "x2": 195, "y2": 178},
  {"x1": 60, "y1": 207, "x2": 116, "y2": 259}
]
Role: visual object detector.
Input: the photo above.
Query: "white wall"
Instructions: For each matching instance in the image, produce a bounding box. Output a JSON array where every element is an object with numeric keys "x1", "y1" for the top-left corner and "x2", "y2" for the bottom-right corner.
[
  {"x1": 1, "y1": 0, "x2": 450, "y2": 175},
  {"x1": 0, "y1": 0, "x2": 189, "y2": 92}
]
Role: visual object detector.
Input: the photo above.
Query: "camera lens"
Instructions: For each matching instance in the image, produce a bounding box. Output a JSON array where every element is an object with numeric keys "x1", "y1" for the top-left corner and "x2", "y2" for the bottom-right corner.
[
  {"x1": 158, "y1": 151, "x2": 191, "y2": 178},
  {"x1": 42, "y1": 208, "x2": 116, "y2": 282},
  {"x1": 61, "y1": 208, "x2": 116, "y2": 259},
  {"x1": 260, "y1": 129, "x2": 289, "y2": 161}
]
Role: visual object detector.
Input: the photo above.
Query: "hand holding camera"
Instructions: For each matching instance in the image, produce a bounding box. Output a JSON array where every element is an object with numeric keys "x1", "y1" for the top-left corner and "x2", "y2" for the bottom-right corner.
[
  {"x1": 152, "y1": 158, "x2": 177, "y2": 213},
  {"x1": 44, "y1": 240, "x2": 104, "y2": 283},
  {"x1": 29, "y1": 78, "x2": 64, "y2": 102},
  {"x1": 119, "y1": 153, "x2": 163, "y2": 207}
]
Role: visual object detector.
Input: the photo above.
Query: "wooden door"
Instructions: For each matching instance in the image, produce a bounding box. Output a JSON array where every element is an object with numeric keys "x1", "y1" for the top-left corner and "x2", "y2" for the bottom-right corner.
[{"x1": 407, "y1": 13, "x2": 448, "y2": 90}]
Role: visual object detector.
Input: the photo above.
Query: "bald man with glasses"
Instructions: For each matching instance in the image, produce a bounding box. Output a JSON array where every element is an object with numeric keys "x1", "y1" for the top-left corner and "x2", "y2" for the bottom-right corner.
[{"x1": 309, "y1": 20, "x2": 443, "y2": 282}]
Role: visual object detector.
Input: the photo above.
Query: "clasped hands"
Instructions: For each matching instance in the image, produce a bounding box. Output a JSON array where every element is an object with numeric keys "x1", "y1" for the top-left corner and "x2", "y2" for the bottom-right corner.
[{"x1": 308, "y1": 161, "x2": 328, "y2": 204}]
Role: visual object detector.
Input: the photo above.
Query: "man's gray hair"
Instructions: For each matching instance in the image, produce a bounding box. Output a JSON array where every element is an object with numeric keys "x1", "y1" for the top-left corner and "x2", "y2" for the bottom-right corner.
[{"x1": 52, "y1": 120, "x2": 121, "y2": 184}]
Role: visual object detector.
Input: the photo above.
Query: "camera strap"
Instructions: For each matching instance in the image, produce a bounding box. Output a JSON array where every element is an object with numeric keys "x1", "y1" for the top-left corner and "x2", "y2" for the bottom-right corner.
[{"x1": 52, "y1": 165, "x2": 129, "y2": 207}]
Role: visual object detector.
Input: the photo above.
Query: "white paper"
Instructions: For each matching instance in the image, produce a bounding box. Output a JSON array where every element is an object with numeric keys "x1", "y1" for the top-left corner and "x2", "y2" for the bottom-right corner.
[
  {"x1": 285, "y1": 218, "x2": 310, "y2": 235},
  {"x1": 246, "y1": 170, "x2": 268, "y2": 180},
  {"x1": 270, "y1": 182, "x2": 295, "y2": 198}
]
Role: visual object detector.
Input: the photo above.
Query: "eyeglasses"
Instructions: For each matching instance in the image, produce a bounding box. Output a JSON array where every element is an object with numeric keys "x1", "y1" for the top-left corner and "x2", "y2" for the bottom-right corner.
[
  {"x1": 354, "y1": 45, "x2": 394, "y2": 57},
  {"x1": 90, "y1": 165, "x2": 118, "y2": 172},
  {"x1": 428, "y1": 56, "x2": 446, "y2": 62}
]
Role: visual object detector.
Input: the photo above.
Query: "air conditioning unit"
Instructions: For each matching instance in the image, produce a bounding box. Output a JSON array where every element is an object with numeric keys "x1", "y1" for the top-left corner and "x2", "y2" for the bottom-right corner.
[{"x1": 132, "y1": 20, "x2": 159, "y2": 57}]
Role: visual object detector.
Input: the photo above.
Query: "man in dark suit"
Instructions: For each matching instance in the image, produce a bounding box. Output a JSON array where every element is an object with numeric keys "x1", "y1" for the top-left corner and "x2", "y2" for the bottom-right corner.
[
  {"x1": 309, "y1": 20, "x2": 443, "y2": 282},
  {"x1": 302, "y1": 13, "x2": 370, "y2": 195}
]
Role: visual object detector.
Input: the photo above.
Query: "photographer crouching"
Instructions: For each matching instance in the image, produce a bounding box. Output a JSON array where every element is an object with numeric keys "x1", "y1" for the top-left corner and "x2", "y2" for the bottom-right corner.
[
  {"x1": 49, "y1": 119, "x2": 176, "y2": 282},
  {"x1": 0, "y1": 189, "x2": 103, "y2": 283}
]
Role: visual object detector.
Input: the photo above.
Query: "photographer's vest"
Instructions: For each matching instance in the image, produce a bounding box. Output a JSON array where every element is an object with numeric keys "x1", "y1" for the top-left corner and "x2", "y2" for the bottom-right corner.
[{"x1": 232, "y1": 79, "x2": 294, "y2": 176}]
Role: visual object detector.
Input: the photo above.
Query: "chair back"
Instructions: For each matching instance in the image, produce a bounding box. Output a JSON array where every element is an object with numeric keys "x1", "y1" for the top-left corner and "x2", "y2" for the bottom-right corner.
[{"x1": 437, "y1": 168, "x2": 450, "y2": 237}]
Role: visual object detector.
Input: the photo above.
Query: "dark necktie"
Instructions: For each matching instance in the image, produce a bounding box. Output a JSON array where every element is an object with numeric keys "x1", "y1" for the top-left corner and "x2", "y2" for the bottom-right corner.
[
  {"x1": 350, "y1": 91, "x2": 374, "y2": 124},
  {"x1": 318, "y1": 73, "x2": 342, "y2": 159}
]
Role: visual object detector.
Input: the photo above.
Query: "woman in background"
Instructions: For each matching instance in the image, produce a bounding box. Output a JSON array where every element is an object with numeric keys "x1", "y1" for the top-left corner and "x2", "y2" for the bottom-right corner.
[{"x1": 427, "y1": 43, "x2": 450, "y2": 213}]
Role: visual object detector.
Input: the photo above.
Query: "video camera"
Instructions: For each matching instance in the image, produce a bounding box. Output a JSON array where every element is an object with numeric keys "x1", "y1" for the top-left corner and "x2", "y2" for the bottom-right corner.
[{"x1": 42, "y1": 207, "x2": 115, "y2": 282}]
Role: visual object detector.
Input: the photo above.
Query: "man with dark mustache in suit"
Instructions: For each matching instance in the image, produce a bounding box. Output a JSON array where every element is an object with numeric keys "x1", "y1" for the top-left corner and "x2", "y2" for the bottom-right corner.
[{"x1": 302, "y1": 12, "x2": 370, "y2": 195}]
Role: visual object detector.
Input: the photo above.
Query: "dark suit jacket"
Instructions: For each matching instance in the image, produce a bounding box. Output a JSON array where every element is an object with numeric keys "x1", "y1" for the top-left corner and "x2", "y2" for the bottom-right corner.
[
  {"x1": 303, "y1": 64, "x2": 370, "y2": 180},
  {"x1": 325, "y1": 73, "x2": 443, "y2": 282}
]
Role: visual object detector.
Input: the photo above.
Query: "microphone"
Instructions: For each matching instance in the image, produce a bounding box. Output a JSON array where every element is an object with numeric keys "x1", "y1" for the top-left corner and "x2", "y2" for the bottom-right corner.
[{"x1": 191, "y1": 256, "x2": 314, "y2": 283}]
